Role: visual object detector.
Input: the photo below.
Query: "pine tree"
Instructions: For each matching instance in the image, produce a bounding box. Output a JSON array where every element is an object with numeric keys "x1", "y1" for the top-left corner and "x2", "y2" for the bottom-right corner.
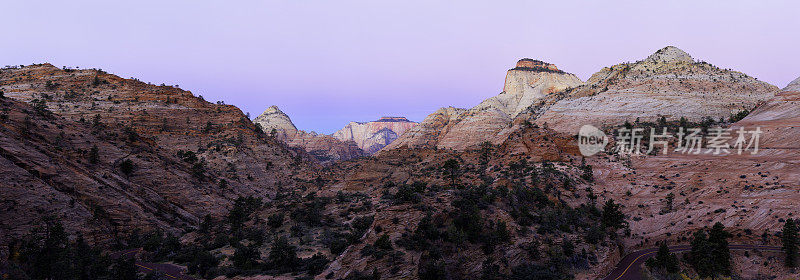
[
  {"x1": 657, "y1": 241, "x2": 679, "y2": 273},
  {"x1": 646, "y1": 241, "x2": 679, "y2": 274},
  {"x1": 708, "y1": 222, "x2": 732, "y2": 275},
  {"x1": 443, "y1": 159, "x2": 460, "y2": 186},
  {"x1": 689, "y1": 223, "x2": 732, "y2": 277},
  {"x1": 688, "y1": 229, "x2": 713, "y2": 277},
  {"x1": 269, "y1": 236, "x2": 299, "y2": 271},
  {"x1": 601, "y1": 199, "x2": 626, "y2": 229},
  {"x1": 783, "y1": 218, "x2": 799, "y2": 267}
]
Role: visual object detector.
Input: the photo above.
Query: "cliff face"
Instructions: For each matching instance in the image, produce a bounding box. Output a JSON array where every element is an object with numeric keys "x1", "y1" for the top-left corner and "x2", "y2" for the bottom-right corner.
[
  {"x1": 383, "y1": 106, "x2": 466, "y2": 150},
  {"x1": 253, "y1": 106, "x2": 366, "y2": 163},
  {"x1": 386, "y1": 59, "x2": 582, "y2": 151},
  {"x1": 332, "y1": 117, "x2": 417, "y2": 154},
  {"x1": 0, "y1": 64, "x2": 310, "y2": 244},
  {"x1": 534, "y1": 46, "x2": 780, "y2": 134}
]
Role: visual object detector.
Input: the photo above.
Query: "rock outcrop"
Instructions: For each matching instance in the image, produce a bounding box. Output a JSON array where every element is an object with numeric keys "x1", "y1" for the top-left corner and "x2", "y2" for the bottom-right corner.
[
  {"x1": 332, "y1": 117, "x2": 417, "y2": 154},
  {"x1": 386, "y1": 59, "x2": 582, "y2": 150},
  {"x1": 253, "y1": 106, "x2": 365, "y2": 163},
  {"x1": 534, "y1": 46, "x2": 780, "y2": 134},
  {"x1": 784, "y1": 76, "x2": 800, "y2": 92},
  {"x1": 253, "y1": 105, "x2": 297, "y2": 139}
]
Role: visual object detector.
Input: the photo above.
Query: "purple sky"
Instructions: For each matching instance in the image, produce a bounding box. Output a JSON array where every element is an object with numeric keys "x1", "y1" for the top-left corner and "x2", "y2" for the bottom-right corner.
[{"x1": 4, "y1": 1, "x2": 799, "y2": 134}]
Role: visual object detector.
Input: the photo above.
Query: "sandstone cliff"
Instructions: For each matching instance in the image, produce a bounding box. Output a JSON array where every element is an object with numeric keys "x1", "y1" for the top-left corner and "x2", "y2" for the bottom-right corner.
[
  {"x1": 386, "y1": 59, "x2": 582, "y2": 151},
  {"x1": 333, "y1": 117, "x2": 417, "y2": 154},
  {"x1": 534, "y1": 46, "x2": 780, "y2": 134}
]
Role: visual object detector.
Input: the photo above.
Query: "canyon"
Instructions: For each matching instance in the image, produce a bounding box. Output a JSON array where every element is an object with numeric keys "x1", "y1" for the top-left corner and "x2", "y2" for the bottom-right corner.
[{"x1": 1, "y1": 49, "x2": 799, "y2": 279}]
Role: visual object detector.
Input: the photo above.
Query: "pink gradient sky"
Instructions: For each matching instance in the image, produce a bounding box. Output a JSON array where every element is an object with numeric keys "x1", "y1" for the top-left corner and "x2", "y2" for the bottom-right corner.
[{"x1": 4, "y1": 0, "x2": 799, "y2": 133}]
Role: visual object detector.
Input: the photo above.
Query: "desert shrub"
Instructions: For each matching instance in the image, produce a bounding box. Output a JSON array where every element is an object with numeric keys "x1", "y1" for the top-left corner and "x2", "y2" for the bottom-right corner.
[
  {"x1": 228, "y1": 196, "x2": 262, "y2": 233},
  {"x1": 267, "y1": 213, "x2": 285, "y2": 228},
  {"x1": 267, "y1": 236, "x2": 299, "y2": 272},
  {"x1": 329, "y1": 237, "x2": 349, "y2": 255},
  {"x1": 88, "y1": 145, "x2": 99, "y2": 164},
  {"x1": 509, "y1": 263, "x2": 564, "y2": 280},
  {"x1": 394, "y1": 184, "x2": 423, "y2": 204},
  {"x1": 232, "y1": 244, "x2": 261, "y2": 270},
  {"x1": 302, "y1": 253, "x2": 329, "y2": 275},
  {"x1": 120, "y1": 159, "x2": 135, "y2": 176}
]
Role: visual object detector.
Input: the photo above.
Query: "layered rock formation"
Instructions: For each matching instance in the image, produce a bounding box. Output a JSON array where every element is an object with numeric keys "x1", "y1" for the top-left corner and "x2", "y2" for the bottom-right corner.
[
  {"x1": 384, "y1": 106, "x2": 466, "y2": 149},
  {"x1": 253, "y1": 106, "x2": 365, "y2": 163},
  {"x1": 386, "y1": 59, "x2": 582, "y2": 150},
  {"x1": 534, "y1": 46, "x2": 780, "y2": 134},
  {"x1": 564, "y1": 76, "x2": 800, "y2": 279},
  {"x1": 333, "y1": 116, "x2": 417, "y2": 154},
  {"x1": 783, "y1": 76, "x2": 800, "y2": 92},
  {"x1": 0, "y1": 63, "x2": 310, "y2": 244},
  {"x1": 731, "y1": 76, "x2": 800, "y2": 148}
]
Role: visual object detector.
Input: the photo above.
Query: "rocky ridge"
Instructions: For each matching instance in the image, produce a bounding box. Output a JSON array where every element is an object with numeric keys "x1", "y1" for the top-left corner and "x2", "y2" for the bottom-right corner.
[{"x1": 534, "y1": 46, "x2": 780, "y2": 134}]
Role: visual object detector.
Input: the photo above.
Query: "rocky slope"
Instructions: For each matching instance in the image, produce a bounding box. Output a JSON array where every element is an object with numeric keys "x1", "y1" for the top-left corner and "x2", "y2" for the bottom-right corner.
[
  {"x1": 387, "y1": 59, "x2": 582, "y2": 150},
  {"x1": 0, "y1": 64, "x2": 311, "y2": 247},
  {"x1": 332, "y1": 117, "x2": 417, "y2": 154},
  {"x1": 384, "y1": 106, "x2": 466, "y2": 150},
  {"x1": 732, "y1": 76, "x2": 800, "y2": 148},
  {"x1": 259, "y1": 124, "x2": 617, "y2": 280},
  {"x1": 253, "y1": 106, "x2": 365, "y2": 163},
  {"x1": 534, "y1": 46, "x2": 780, "y2": 134},
  {"x1": 568, "y1": 77, "x2": 800, "y2": 279}
]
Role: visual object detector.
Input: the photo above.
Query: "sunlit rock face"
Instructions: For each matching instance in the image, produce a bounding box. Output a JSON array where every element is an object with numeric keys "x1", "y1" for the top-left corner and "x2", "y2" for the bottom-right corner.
[
  {"x1": 253, "y1": 105, "x2": 297, "y2": 140},
  {"x1": 386, "y1": 59, "x2": 582, "y2": 151},
  {"x1": 333, "y1": 117, "x2": 417, "y2": 154},
  {"x1": 534, "y1": 46, "x2": 780, "y2": 134}
]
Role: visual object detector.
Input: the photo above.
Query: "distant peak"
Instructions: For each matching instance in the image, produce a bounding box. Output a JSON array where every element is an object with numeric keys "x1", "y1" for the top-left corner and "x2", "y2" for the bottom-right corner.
[
  {"x1": 785, "y1": 76, "x2": 800, "y2": 92},
  {"x1": 254, "y1": 105, "x2": 297, "y2": 132},
  {"x1": 511, "y1": 59, "x2": 565, "y2": 73},
  {"x1": 374, "y1": 116, "x2": 412, "y2": 123},
  {"x1": 646, "y1": 46, "x2": 694, "y2": 63},
  {"x1": 264, "y1": 105, "x2": 287, "y2": 115}
]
